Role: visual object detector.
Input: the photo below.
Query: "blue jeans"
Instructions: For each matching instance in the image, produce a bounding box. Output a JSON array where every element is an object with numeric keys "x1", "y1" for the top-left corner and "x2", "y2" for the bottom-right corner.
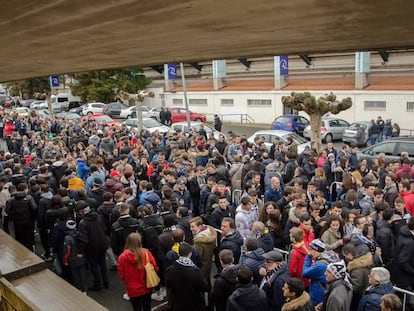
[{"x1": 369, "y1": 135, "x2": 378, "y2": 145}]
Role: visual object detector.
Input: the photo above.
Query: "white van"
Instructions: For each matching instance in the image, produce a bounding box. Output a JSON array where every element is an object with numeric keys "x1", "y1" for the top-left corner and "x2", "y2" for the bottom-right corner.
[{"x1": 51, "y1": 93, "x2": 81, "y2": 112}]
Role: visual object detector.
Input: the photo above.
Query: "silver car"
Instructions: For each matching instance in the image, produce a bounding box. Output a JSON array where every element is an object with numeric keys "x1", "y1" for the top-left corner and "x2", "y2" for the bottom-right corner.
[
  {"x1": 121, "y1": 117, "x2": 170, "y2": 134},
  {"x1": 170, "y1": 121, "x2": 225, "y2": 140},
  {"x1": 342, "y1": 121, "x2": 371, "y2": 147},
  {"x1": 303, "y1": 118, "x2": 349, "y2": 142},
  {"x1": 247, "y1": 130, "x2": 310, "y2": 154}
]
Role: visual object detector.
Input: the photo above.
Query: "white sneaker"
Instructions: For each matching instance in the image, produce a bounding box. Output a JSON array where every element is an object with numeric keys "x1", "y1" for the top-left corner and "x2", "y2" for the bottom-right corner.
[
  {"x1": 123, "y1": 293, "x2": 130, "y2": 301},
  {"x1": 151, "y1": 292, "x2": 163, "y2": 301},
  {"x1": 160, "y1": 287, "x2": 167, "y2": 298}
]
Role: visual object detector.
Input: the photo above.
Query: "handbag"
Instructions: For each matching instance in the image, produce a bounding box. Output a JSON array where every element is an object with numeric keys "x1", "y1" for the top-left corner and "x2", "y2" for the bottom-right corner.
[{"x1": 144, "y1": 251, "x2": 160, "y2": 288}]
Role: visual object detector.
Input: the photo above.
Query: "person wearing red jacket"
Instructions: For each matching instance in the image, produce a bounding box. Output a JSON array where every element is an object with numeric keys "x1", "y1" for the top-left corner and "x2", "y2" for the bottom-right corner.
[
  {"x1": 289, "y1": 227, "x2": 310, "y2": 289},
  {"x1": 400, "y1": 181, "x2": 414, "y2": 215},
  {"x1": 118, "y1": 232, "x2": 159, "y2": 311},
  {"x1": 299, "y1": 214, "x2": 315, "y2": 248},
  {"x1": 4, "y1": 120, "x2": 15, "y2": 136}
]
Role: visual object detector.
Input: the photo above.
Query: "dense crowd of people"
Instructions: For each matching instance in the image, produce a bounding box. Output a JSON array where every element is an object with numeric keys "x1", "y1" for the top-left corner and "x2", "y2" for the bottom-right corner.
[{"x1": 0, "y1": 112, "x2": 411, "y2": 311}]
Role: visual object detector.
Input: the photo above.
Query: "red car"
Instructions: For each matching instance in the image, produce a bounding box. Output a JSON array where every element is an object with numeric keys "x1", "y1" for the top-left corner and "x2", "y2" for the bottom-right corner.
[
  {"x1": 81, "y1": 114, "x2": 118, "y2": 127},
  {"x1": 167, "y1": 107, "x2": 206, "y2": 123}
]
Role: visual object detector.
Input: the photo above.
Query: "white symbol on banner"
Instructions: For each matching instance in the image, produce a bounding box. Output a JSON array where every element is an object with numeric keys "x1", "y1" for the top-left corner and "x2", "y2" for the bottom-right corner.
[
  {"x1": 168, "y1": 66, "x2": 176, "y2": 76},
  {"x1": 52, "y1": 78, "x2": 58, "y2": 85},
  {"x1": 280, "y1": 59, "x2": 288, "y2": 70}
]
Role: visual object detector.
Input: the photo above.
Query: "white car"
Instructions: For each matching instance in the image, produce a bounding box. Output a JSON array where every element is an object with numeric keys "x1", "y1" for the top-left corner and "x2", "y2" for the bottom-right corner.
[
  {"x1": 30, "y1": 100, "x2": 47, "y2": 109},
  {"x1": 170, "y1": 121, "x2": 225, "y2": 140},
  {"x1": 247, "y1": 130, "x2": 311, "y2": 154},
  {"x1": 15, "y1": 107, "x2": 31, "y2": 117},
  {"x1": 81, "y1": 102, "x2": 108, "y2": 115},
  {"x1": 121, "y1": 117, "x2": 170, "y2": 134},
  {"x1": 119, "y1": 105, "x2": 149, "y2": 119}
]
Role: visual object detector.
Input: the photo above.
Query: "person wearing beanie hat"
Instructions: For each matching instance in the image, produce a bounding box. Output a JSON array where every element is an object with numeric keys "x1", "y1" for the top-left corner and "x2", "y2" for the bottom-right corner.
[
  {"x1": 302, "y1": 239, "x2": 329, "y2": 306},
  {"x1": 259, "y1": 249, "x2": 290, "y2": 311},
  {"x1": 282, "y1": 277, "x2": 314, "y2": 311},
  {"x1": 358, "y1": 267, "x2": 394, "y2": 311},
  {"x1": 321, "y1": 260, "x2": 353, "y2": 311}
]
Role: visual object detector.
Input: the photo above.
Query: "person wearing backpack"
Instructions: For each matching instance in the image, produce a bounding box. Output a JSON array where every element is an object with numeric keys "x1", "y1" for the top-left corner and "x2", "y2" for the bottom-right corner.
[{"x1": 63, "y1": 220, "x2": 86, "y2": 293}]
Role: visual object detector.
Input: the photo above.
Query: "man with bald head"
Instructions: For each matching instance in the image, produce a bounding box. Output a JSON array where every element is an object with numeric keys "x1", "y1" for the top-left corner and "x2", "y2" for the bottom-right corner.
[{"x1": 264, "y1": 176, "x2": 283, "y2": 203}]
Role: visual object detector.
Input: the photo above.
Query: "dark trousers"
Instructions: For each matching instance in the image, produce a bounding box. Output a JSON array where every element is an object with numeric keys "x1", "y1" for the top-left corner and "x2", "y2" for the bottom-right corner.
[
  {"x1": 130, "y1": 292, "x2": 151, "y2": 311},
  {"x1": 87, "y1": 252, "x2": 108, "y2": 288},
  {"x1": 70, "y1": 265, "x2": 87, "y2": 292},
  {"x1": 38, "y1": 228, "x2": 50, "y2": 257},
  {"x1": 14, "y1": 223, "x2": 35, "y2": 251}
]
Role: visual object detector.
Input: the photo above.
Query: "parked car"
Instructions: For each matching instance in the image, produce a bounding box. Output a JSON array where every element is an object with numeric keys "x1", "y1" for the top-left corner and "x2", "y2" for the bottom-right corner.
[
  {"x1": 247, "y1": 130, "x2": 311, "y2": 154},
  {"x1": 121, "y1": 117, "x2": 170, "y2": 134},
  {"x1": 119, "y1": 105, "x2": 150, "y2": 119},
  {"x1": 81, "y1": 102, "x2": 108, "y2": 115},
  {"x1": 55, "y1": 112, "x2": 81, "y2": 122},
  {"x1": 303, "y1": 117, "x2": 349, "y2": 142},
  {"x1": 21, "y1": 99, "x2": 35, "y2": 107},
  {"x1": 146, "y1": 107, "x2": 206, "y2": 123},
  {"x1": 33, "y1": 109, "x2": 50, "y2": 118},
  {"x1": 271, "y1": 114, "x2": 310, "y2": 135},
  {"x1": 14, "y1": 107, "x2": 30, "y2": 117},
  {"x1": 69, "y1": 104, "x2": 86, "y2": 115},
  {"x1": 81, "y1": 114, "x2": 118, "y2": 127},
  {"x1": 170, "y1": 121, "x2": 225, "y2": 140},
  {"x1": 357, "y1": 136, "x2": 414, "y2": 168},
  {"x1": 0, "y1": 95, "x2": 13, "y2": 107},
  {"x1": 106, "y1": 102, "x2": 128, "y2": 118},
  {"x1": 342, "y1": 121, "x2": 371, "y2": 147},
  {"x1": 31, "y1": 101, "x2": 48, "y2": 110}
]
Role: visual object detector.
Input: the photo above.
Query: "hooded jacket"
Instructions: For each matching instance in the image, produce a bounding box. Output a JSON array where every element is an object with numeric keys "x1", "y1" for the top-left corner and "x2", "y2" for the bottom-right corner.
[
  {"x1": 357, "y1": 282, "x2": 394, "y2": 311},
  {"x1": 347, "y1": 252, "x2": 373, "y2": 296},
  {"x1": 77, "y1": 211, "x2": 108, "y2": 255},
  {"x1": 227, "y1": 283, "x2": 269, "y2": 311},
  {"x1": 102, "y1": 178, "x2": 124, "y2": 194},
  {"x1": 391, "y1": 225, "x2": 414, "y2": 287},
  {"x1": 211, "y1": 264, "x2": 239, "y2": 311},
  {"x1": 240, "y1": 248, "x2": 265, "y2": 285},
  {"x1": 111, "y1": 215, "x2": 141, "y2": 256},
  {"x1": 76, "y1": 159, "x2": 90, "y2": 181},
  {"x1": 282, "y1": 292, "x2": 314, "y2": 311},
  {"x1": 289, "y1": 241, "x2": 310, "y2": 288},
  {"x1": 302, "y1": 255, "x2": 328, "y2": 305},
  {"x1": 117, "y1": 248, "x2": 158, "y2": 298},
  {"x1": 193, "y1": 225, "x2": 217, "y2": 280},
  {"x1": 215, "y1": 230, "x2": 244, "y2": 264}
]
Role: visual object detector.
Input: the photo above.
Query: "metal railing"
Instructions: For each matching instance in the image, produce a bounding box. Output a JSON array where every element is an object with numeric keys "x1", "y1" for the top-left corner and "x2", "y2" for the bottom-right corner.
[
  {"x1": 399, "y1": 128, "x2": 414, "y2": 136},
  {"x1": 204, "y1": 113, "x2": 255, "y2": 124},
  {"x1": 394, "y1": 286, "x2": 414, "y2": 311}
]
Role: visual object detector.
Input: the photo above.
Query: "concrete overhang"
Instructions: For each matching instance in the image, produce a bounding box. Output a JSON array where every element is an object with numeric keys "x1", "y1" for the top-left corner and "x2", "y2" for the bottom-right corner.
[{"x1": 1, "y1": 0, "x2": 414, "y2": 82}]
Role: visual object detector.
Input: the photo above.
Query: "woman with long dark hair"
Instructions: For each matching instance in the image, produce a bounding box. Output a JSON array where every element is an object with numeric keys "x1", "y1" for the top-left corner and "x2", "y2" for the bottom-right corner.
[{"x1": 118, "y1": 233, "x2": 159, "y2": 311}]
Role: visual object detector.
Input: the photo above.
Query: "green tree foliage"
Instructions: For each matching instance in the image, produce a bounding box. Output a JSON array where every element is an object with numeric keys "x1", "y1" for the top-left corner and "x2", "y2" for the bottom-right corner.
[
  {"x1": 6, "y1": 77, "x2": 50, "y2": 99},
  {"x1": 71, "y1": 67, "x2": 151, "y2": 103},
  {"x1": 282, "y1": 92, "x2": 352, "y2": 151}
]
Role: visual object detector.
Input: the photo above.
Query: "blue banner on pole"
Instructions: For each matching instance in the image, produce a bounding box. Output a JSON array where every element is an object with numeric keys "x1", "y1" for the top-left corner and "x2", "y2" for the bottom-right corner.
[
  {"x1": 50, "y1": 75, "x2": 59, "y2": 88},
  {"x1": 280, "y1": 56, "x2": 289, "y2": 76},
  {"x1": 167, "y1": 64, "x2": 177, "y2": 80}
]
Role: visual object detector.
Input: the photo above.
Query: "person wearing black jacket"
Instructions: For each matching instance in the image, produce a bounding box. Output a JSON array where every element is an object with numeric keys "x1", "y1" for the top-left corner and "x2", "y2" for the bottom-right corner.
[
  {"x1": 76, "y1": 200, "x2": 109, "y2": 291},
  {"x1": 38, "y1": 183, "x2": 54, "y2": 260},
  {"x1": 110, "y1": 203, "x2": 141, "y2": 256},
  {"x1": 6, "y1": 183, "x2": 37, "y2": 251},
  {"x1": 211, "y1": 249, "x2": 239, "y2": 311}
]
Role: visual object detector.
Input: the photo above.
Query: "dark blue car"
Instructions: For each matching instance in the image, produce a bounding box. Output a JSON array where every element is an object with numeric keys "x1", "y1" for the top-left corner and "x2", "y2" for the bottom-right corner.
[{"x1": 271, "y1": 114, "x2": 310, "y2": 135}]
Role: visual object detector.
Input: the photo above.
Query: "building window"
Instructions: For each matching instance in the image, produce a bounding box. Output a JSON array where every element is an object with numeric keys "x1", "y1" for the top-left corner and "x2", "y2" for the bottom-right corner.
[
  {"x1": 364, "y1": 101, "x2": 386, "y2": 110},
  {"x1": 172, "y1": 98, "x2": 183, "y2": 106},
  {"x1": 407, "y1": 102, "x2": 414, "y2": 111},
  {"x1": 189, "y1": 99, "x2": 207, "y2": 106},
  {"x1": 247, "y1": 99, "x2": 272, "y2": 106},
  {"x1": 221, "y1": 99, "x2": 234, "y2": 106}
]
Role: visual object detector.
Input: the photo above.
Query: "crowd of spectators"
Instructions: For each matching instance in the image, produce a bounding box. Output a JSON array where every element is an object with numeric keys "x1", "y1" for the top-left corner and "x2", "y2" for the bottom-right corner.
[{"x1": 0, "y1": 113, "x2": 411, "y2": 311}]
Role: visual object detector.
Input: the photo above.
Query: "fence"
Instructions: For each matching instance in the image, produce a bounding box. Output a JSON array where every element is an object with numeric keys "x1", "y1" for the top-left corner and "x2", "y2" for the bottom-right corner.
[
  {"x1": 204, "y1": 113, "x2": 255, "y2": 124},
  {"x1": 394, "y1": 286, "x2": 414, "y2": 311}
]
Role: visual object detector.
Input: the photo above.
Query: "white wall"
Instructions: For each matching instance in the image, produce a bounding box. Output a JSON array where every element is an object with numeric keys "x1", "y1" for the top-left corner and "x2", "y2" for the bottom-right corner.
[{"x1": 163, "y1": 89, "x2": 414, "y2": 130}]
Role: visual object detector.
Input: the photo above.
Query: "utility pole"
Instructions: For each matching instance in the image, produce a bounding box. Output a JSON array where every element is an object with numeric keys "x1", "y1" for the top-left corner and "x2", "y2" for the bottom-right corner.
[{"x1": 119, "y1": 90, "x2": 154, "y2": 133}]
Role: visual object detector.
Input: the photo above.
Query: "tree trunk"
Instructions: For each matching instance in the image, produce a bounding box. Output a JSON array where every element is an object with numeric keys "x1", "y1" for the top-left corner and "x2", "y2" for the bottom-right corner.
[{"x1": 310, "y1": 113, "x2": 322, "y2": 152}]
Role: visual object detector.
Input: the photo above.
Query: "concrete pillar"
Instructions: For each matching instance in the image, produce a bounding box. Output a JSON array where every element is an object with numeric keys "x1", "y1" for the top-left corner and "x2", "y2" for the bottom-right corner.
[
  {"x1": 355, "y1": 52, "x2": 370, "y2": 89},
  {"x1": 212, "y1": 60, "x2": 227, "y2": 90},
  {"x1": 164, "y1": 64, "x2": 177, "y2": 91},
  {"x1": 274, "y1": 56, "x2": 288, "y2": 89}
]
